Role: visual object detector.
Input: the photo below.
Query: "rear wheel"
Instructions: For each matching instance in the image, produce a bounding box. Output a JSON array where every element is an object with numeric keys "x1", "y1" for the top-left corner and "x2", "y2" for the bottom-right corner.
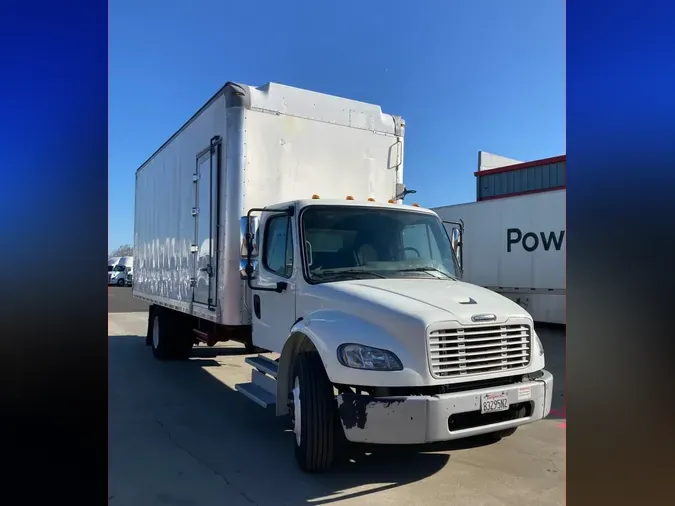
[
  {"x1": 150, "y1": 307, "x2": 193, "y2": 360},
  {"x1": 290, "y1": 351, "x2": 337, "y2": 473},
  {"x1": 151, "y1": 309, "x2": 173, "y2": 360}
]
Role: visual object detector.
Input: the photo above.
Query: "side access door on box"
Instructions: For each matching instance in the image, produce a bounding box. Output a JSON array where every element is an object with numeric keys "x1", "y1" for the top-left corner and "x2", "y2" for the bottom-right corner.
[{"x1": 192, "y1": 136, "x2": 222, "y2": 310}]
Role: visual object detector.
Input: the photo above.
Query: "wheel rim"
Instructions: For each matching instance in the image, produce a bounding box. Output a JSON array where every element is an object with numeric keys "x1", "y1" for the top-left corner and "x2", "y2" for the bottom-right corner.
[
  {"x1": 292, "y1": 376, "x2": 301, "y2": 446},
  {"x1": 152, "y1": 315, "x2": 160, "y2": 349}
]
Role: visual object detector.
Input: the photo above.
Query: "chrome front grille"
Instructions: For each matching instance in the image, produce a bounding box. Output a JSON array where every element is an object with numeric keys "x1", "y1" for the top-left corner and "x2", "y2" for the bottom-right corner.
[{"x1": 428, "y1": 324, "x2": 531, "y2": 378}]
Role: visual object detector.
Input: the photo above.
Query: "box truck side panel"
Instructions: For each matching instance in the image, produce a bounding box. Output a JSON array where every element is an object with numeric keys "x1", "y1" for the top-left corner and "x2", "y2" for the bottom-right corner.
[
  {"x1": 241, "y1": 83, "x2": 403, "y2": 210},
  {"x1": 133, "y1": 93, "x2": 228, "y2": 323},
  {"x1": 242, "y1": 109, "x2": 401, "y2": 210}
]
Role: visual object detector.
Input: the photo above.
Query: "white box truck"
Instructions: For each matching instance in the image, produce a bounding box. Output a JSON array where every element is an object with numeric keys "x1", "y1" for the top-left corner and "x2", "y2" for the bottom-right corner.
[
  {"x1": 133, "y1": 81, "x2": 553, "y2": 472},
  {"x1": 433, "y1": 190, "x2": 565, "y2": 325}
]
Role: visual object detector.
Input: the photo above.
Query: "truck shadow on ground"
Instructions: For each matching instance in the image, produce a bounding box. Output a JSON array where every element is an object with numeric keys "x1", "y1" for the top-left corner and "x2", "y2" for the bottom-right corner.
[
  {"x1": 189, "y1": 345, "x2": 251, "y2": 358},
  {"x1": 109, "y1": 334, "x2": 509, "y2": 505}
]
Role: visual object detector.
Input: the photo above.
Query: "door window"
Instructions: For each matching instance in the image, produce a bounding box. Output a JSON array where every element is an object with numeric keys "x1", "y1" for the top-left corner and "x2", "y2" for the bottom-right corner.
[{"x1": 263, "y1": 215, "x2": 293, "y2": 278}]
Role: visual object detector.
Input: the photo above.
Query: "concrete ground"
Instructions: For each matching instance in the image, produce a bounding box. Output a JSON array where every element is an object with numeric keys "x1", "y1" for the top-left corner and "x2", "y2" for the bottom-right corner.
[{"x1": 109, "y1": 291, "x2": 565, "y2": 506}]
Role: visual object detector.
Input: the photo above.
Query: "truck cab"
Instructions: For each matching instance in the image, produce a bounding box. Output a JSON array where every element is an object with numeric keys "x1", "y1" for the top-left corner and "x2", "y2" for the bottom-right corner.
[{"x1": 238, "y1": 197, "x2": 552, "y2": 472}]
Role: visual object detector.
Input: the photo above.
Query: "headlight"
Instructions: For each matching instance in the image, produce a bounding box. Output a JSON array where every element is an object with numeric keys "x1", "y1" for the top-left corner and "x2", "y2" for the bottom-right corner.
[
  {"x1": 337, "y1": 344, "x2": 403, "y2": 371},
  {"x1": 534, "y1": 330, "x2": 544, "y2": 356}
]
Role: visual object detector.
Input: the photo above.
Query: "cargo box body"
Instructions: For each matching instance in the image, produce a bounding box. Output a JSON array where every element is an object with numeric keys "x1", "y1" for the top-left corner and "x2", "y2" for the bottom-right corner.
[
  {"x1": 433, "y1": 189, "x2": 565, "y2": 324},
  {"x1": 133, "y1": 82, "x2": 405, "y2": 325}
]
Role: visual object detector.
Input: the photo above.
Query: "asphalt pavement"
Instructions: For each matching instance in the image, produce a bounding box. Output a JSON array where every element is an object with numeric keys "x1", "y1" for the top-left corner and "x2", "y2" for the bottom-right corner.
[
  {"x1": 108, "y1": 288, "x2": 565, "y2": 506},
  {"x1": 108, "y1": 286, "x2": 149, "y2": 313}
]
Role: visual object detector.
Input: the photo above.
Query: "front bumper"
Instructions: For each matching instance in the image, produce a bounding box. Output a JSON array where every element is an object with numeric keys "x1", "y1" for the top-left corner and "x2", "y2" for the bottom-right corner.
[{"x1": 336, "y1": 370, "x2": 553, "y2": 444}]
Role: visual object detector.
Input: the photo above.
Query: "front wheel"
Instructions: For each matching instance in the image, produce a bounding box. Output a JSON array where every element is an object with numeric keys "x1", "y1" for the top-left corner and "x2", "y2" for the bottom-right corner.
[
  {"x1": 290, "y1": 351, "x2": 338, "y2": 473},
  {"x1": 117, "y1": 278, "x2": 125, "y2": 287}
]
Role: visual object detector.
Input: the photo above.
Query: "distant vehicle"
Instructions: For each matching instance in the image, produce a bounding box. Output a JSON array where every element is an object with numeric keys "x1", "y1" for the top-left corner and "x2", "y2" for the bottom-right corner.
[
  {"x1": 134, "y1": 81, "x2": 552, "y2": 473},
  {"x1": 108, "y1": 257, "x2": 120, "y2": 271},
  {"x1": 109, "y1": 256, "x2": 133, "y2": 286}
]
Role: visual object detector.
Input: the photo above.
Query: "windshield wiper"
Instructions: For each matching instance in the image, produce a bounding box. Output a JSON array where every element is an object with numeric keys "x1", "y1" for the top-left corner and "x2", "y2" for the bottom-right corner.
[
  {"x1": 396, "y1": 267, "x2": 456, "y2": 280},
  {"x1": 312, "y1": 269, "x2": 386, "y2": 280}
]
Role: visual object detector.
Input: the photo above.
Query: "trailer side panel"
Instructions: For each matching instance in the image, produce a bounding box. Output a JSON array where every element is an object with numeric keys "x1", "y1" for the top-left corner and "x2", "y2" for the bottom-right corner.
[{"x1": 434, "y1": 190, "x2": 565, "y2": 324}]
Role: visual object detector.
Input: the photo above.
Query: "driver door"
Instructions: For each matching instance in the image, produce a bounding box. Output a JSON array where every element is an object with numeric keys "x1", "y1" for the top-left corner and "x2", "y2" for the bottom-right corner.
[{"x1": 251, "y1": 212, "x2": 297, "y2": 353}]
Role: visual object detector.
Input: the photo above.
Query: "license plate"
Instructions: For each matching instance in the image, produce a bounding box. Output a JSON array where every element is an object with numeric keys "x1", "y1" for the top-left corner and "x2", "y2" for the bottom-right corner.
[{"x1": 480, "y1": 392, "x2": 509, "y2": 414}]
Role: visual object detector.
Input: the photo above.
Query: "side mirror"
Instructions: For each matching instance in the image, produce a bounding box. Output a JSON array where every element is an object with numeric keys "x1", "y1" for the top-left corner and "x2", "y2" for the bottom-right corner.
[
  {"x1": 450, "y1": 227, "x2": 462, "y2": 267},
  {"x1": 239, "y1": 258, "x2": 259, "y2": 280},
  {"x1": 240, "y1": 215, "x2": 260, "y2": 280},
  {"x1": 450, "y1": 227, "x2": 460, "y2": 251},
  {"x1": 240, "y1": 215, "x2": 259, "y2": 258}
]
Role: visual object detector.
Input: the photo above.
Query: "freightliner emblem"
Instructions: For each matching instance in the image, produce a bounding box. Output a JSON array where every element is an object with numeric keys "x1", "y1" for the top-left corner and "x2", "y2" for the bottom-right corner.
[{"x1": 471, "y1": 313, "x2": 497, "y2": 323}]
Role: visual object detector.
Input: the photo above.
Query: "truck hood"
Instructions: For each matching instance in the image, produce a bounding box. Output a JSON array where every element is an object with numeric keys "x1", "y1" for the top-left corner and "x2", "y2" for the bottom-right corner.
[{"x1": 320, "y1": 278, "x2": 531, "y2": 327}]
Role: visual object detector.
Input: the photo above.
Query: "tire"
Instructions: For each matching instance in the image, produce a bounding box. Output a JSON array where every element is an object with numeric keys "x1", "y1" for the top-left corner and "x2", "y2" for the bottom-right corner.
[
  {"x1": 117, "y1": 278, "x2": 125, "y2": 287},
  {"x1": 150, "y1": 308, "x2": 173, "y2": 360},
  {"x1": 150, "y1": 307, "x2": 192, "y2": 360},
  {"x1": 290, "y1": 351, "x2": 337, "y2": 473}
]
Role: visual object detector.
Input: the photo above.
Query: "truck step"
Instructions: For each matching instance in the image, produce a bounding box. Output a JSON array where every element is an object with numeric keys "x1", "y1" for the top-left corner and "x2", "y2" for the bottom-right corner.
[
  {"x1": 245, "y1": 355, "x2": 279, "y2": 379},
  {"x1": 235, "y1": 382, "x2": 276, "y2": 408},
  {"x1": 252, "y1": 369, "x2": 276, "y2": 395}
]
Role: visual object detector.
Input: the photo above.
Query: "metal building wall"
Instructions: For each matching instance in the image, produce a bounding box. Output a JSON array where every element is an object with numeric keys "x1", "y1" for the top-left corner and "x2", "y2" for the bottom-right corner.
[{"x1": 476, "y1": 155, "x2": 566, "y2": 201}]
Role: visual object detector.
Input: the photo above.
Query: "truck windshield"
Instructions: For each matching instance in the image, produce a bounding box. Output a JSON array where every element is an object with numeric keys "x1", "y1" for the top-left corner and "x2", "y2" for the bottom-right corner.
[{"x1": 301, "y1": 206, "x2": 458, "y2": 282}]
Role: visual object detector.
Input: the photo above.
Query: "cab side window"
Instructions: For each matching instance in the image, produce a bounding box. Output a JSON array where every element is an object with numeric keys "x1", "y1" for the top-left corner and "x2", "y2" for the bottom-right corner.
[{"x1": 263, "y1": 215, "x2": 293, "y2": 278}]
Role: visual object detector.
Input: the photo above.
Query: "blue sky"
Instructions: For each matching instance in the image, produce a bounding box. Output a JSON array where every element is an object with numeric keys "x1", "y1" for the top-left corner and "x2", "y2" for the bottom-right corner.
[{"x1": 109, "y1": 0, "x2": 564, "y2": 251}]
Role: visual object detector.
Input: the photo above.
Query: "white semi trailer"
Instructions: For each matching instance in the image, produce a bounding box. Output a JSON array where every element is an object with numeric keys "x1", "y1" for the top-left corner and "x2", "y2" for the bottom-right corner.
[
  {"x1": 133, "y1": 81, "x2": 553, "y2": 472},
  {"x1": 433, "y1": 189, "x2": 565, "y2": 325}
]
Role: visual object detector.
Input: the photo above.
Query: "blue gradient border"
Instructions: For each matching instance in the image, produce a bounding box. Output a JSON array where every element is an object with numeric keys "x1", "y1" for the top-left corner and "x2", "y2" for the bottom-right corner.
[
  {"x1": 0, "y1": 1, "x2": 107, "y2": 501},
  {"x1": 0, "y1": 0, "x2": 674, "y2": 502},
  {"x1": 568, "y1": 0, "x2": 675, "y2": 504}
]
